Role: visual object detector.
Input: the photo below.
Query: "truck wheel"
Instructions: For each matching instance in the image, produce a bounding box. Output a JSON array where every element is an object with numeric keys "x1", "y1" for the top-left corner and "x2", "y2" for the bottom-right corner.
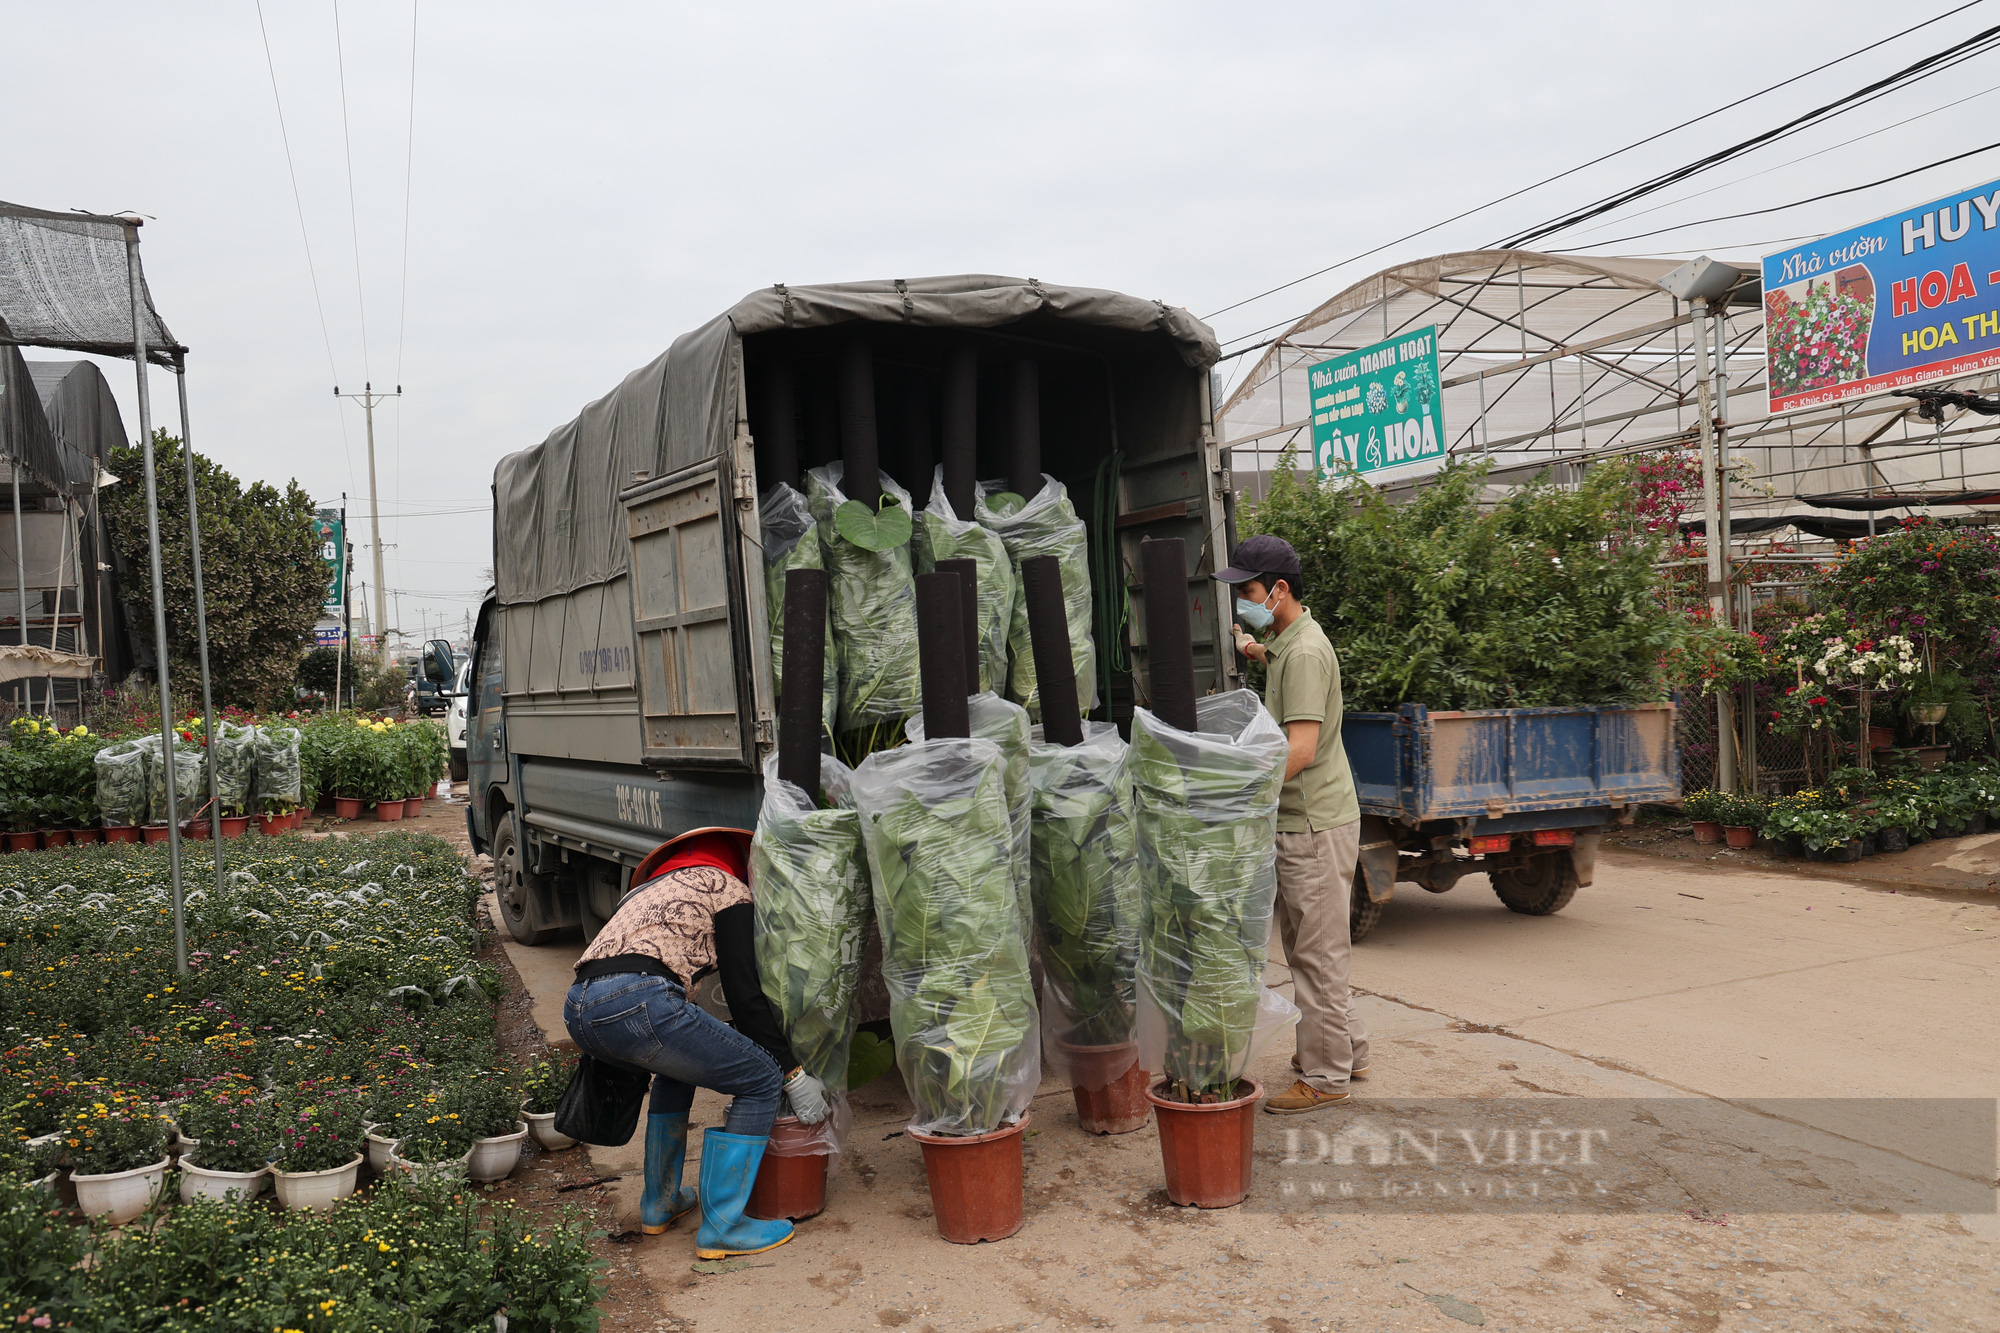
[
  {"x1": 1491, "y1": 855, "x2": 1580, "y2": 916},
  {"x1": 448, "y1": 749, "x2": 468, "y2": 783},
  {"x1": 493, "y1": 813, "x2": 562, "y2": 945},
  {"x1": 1350, "y1": 868, "x2": 1384, "y2": 943}
]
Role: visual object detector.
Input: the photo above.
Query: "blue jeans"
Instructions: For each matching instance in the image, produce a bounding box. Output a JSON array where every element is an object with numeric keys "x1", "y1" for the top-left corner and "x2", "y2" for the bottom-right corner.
[{"x1": 563, "y1": 974, "x2": 785, "y2": 1137}]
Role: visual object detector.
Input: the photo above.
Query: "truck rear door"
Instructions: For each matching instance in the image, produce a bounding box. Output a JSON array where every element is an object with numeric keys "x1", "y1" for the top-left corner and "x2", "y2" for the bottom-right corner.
[{"x1": 620, "y1": 441, "x2": 773, "y2": 771}]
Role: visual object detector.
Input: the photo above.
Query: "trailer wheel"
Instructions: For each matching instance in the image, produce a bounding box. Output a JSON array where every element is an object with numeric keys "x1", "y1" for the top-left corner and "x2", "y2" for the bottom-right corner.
[
  {"x1": 1350, "y1": 867, "x2": 1384, "y2": 943},
  {"x1": 1491, "y1": 854, "x2": 1580, "y2": 916},
  {"x1": 494, "y1": 813, "x2": 562, "y2": 945}
]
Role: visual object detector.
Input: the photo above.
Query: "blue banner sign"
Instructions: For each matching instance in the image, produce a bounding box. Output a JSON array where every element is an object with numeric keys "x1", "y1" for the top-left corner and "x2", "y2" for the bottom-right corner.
[{"x1": 1762, "y1": 178, "x2": 2000, "y2": 413}]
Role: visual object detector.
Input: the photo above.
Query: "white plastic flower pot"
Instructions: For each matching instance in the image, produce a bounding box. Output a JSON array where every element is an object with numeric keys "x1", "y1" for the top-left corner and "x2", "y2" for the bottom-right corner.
[
  {"x1": 33, "y1": 1171, "x2": 59, "y2": 1195},
  {"x1": 525, "y1": 1111, "x2": 575, "y2": 1151},
  {"x1": 271, "y1": 1154, "x2": 363, "y2": 1210},
  {"x1": 179, "y1": 1161, "x2": 270, "y2": 1203},
  {"x1": 387, "y1": 1147, "x2": 471, "y2": 1182},
  {"x1": 365, "y1": 1131, "x2": 401, "y2": 1173},
  {"x1": 467, "y1": 1122, "x2": 529, "y2": 1182},
  {"x1": 71, "y1": 1157, "x2": 170, "y2": 1224}
]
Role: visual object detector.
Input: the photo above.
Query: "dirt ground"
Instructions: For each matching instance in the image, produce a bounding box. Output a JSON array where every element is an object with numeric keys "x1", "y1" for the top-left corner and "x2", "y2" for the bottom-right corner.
[{"x1": 327, "y1": 793, "x2": 1997, "y2": 1332}]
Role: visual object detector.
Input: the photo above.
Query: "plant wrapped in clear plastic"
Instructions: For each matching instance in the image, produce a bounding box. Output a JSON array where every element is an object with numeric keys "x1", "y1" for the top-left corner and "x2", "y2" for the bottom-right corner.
[
  {"x1": 905, "y1": 691, "x2": 1031, "y2": 934},
  {"x1": 93, "y1": 741, "x2": 151, "y2": 827},
  {"x1": 761, "y1": 482, "x2": 839, "y2": 736},
  {"x1": 138, "y1": 734, "x2": 206, "y2": 825},
  {"x1": 807, "y1": 463, "x2": 920, "y2": 735},
  {"x1": 1028, "y1": 722, "x2": 1139, "y2": 1074},
  {"x1": 253, "y1": 725, "x2": 305, "y2": 813},
  {"x1": 751, "y1": 752, "x2": 871, "y2": 1154},
  {"x1": 854, "y1": 735, "x2": 1038, "y2": 1135},
  {"x1": 914, "y1": 466, "x2": 1014, "y2": 694},
  {"x1": 209, "y1": 721, "x2": 258, "y2": 817},
  {"x1": 975, "y1": 476, "x2": 1096, "y2": 720},
  {"x1": 1128, "y1": 690, "x2": 1295, "y2": 1102}
]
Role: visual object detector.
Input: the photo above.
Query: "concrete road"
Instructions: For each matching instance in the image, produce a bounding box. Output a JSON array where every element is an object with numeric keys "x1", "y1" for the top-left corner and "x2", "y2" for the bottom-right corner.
[{"x1": 495, "y1": 847, "x2": 1999, "y2": 1333}]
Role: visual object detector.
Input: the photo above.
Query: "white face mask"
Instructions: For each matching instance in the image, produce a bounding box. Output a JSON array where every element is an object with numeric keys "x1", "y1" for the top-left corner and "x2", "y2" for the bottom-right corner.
[{"x1": 1235, "y1": 587, "x2": 1278, "y2": 634}]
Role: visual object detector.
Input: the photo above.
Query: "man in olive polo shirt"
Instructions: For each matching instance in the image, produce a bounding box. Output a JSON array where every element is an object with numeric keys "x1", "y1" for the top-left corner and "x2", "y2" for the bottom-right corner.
[{"x1": 1216, "y1": 535, "x2": 1370, "y2": 1114}]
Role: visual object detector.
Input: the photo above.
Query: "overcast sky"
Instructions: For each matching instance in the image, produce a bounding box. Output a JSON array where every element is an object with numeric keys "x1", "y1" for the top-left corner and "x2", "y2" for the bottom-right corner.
[{"x1": 10, "y1": 0, "x2": 2000, "y2": 646}]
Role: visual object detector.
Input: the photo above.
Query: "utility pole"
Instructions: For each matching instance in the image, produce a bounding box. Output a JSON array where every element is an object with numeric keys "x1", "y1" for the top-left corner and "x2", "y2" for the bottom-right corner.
[{"x1": 334, "y1": 382, "x2": 400, "y2": 666}]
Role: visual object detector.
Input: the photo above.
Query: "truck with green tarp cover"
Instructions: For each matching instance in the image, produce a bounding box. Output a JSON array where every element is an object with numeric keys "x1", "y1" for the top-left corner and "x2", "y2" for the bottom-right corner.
[{"x1": 467, "y1": 276, "x2": 1234, "y2": 946}]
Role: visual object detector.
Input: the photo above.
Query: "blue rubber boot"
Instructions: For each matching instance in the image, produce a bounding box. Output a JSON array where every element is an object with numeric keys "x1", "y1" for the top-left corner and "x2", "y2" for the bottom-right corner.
[
  {"x1": 639, "y1": 1112, "x2": 698, "y2": 1235},
  {"x1": 694, "y1": 1129, "x2": 794, "y2": 1259}
]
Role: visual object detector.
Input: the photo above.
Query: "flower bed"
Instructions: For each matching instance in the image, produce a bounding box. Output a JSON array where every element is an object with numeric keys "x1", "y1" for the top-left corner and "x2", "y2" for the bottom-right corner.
[{"x1": 0, "y1": 833, "x2": 600, "y2": 1326}]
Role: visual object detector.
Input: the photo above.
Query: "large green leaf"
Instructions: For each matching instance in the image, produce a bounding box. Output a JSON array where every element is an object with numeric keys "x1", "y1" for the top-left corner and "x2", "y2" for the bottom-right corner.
[{"x1": 833, "y1": 496, "x2": 912, "y2": 552}]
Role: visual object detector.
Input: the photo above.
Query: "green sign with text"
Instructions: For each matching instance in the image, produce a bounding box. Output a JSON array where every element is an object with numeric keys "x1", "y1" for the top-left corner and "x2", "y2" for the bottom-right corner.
[{"x1": 1308, "y1": 326, "x2": 1445, "y2": 478}]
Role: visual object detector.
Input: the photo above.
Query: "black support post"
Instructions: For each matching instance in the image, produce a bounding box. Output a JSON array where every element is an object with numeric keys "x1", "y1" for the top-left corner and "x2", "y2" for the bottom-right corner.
[
  {"x1": 1009, "y1": 359, "x2": 1041, "y2": 499},
  {"x1": 1141, "y1": 537, "x2": 1197, "y2": 733},
  {"x1": 915, "y1": 571, "x2": 971, "y2": 739},
  {"x1": 754, "y1": 356, "x2": 799, "y2": 490},
  {"x1": 776, "y1": 567, "x2": 827, "y2": 794},
  {"x1": 840, "y1": 340, "x2": 881, "y2": 508},
  {"x1": 1021, "y1": 554, "x2": 1083, "y2": 745},
  {"x1": 943, "y1": 347, "x2": 978, "y2": 518}
]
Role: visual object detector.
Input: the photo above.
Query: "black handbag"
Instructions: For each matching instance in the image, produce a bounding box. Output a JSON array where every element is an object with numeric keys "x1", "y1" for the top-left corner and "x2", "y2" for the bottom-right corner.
[{"x1": 552, "y1": 1053, "x2": 651, "y2": 1146}]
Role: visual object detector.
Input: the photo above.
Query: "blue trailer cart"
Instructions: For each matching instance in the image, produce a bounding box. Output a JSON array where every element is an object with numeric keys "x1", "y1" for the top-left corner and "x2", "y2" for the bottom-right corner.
[{"x1": 1341, "y1": 701, "x2": 1680, "y2": 940}]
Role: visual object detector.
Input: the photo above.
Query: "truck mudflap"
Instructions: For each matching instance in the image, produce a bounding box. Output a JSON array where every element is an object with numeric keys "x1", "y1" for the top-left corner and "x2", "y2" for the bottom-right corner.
[
  {"x1": 1569, "y1": 827, "x2": 1603, "y2": 887},
  {"x1": 1357, "y1": 813, "x2": 1398, "y2": 905}
]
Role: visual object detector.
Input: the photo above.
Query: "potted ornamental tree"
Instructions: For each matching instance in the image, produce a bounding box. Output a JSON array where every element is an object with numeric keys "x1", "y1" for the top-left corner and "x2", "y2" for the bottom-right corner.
[
  {"x1": 1128, "y1": 538, "x2": 1290, "y2": 1210},
  {"x1": 855, "y1": 572, "x2": 1038, "y2": 1243}
]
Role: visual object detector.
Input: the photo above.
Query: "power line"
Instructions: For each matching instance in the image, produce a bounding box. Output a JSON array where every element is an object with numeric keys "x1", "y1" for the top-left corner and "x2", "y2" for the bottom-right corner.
[
  {"x1": 1199, "y1": 0, "x2": 1989, "y2": 324},
  {"x1": 253, "y1": 0, "x2": 355, "y2": 488},
  {"x1": 331, "y1": 0, "x2": 373, "y2": 383},
  {"x1": 1499, "y1": 21, "x2": 2000, "y2": 248},
  {"x1": 1547, "y1": 139, "x2": 2000, "y2": 250}
]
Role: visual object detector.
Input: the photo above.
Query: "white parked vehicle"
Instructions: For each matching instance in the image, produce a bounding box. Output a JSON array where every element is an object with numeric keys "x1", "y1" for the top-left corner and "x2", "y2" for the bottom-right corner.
[{"x1": 447, "y1": 658, "x2": 472, "y2": 782}]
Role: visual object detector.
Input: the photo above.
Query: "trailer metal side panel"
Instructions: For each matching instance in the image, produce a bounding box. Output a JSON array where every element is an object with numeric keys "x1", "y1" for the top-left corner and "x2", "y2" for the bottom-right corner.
[{"x1": 1343, "y1": 702, "x2": 1677, "y2": 825}]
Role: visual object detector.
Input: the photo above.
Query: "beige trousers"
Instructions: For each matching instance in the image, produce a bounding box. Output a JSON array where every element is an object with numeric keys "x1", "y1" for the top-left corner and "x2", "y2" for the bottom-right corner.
[{"x1": 1273, "y1": 820, "x2": 1369, "y2": 1092}]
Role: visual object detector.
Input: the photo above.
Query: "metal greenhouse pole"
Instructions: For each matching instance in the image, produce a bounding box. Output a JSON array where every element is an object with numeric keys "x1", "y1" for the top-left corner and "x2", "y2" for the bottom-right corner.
[
  {"x1": 175, "y1": 357, "x2": 227, "y2": 893},
  {"x1": 122, "y1": 220, "x2": 186, "y2": 975}
]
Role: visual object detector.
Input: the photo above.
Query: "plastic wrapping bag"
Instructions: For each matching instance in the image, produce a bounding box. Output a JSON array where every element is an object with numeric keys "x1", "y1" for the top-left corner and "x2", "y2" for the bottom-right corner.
[
  {"x1": 253, "y1": 726, "x2": 304, "y2": 812},
  {"x1": 913, "y1": 466, "x2": 1015, "y2": 695},
  {"x1": 905, "y1": 691, "x2": 1031, "y2": 934},
  {"x1": 807, "y1": 463, "x2": 921, "y2": 734},
  {"x1": 1028, "y1": 722, "x2": 1139, "y2": 1089},
  {"x1": 854, "y1": 735, "x2": 1039, "y2": 1136},
  {"x1": 975, "y1": 474, "x2": 1097, "y2": 720},
  {"x1": 751, "y1": 752, "x2": 871, "y2": 1154},
  {"x1": 94, "y1": 741, "x2": 151, "y2": 827},
  {"x1": 1127, "y1": 690, "x2": 1296, "y2": 1099},
  {"x1": 210, "y1": 721, "x2": 257, "y2": 816},
  {"x1": 138, "y1": 735, "x2": 206, "y2": 824},
  {"x1": 760, "y1": 482, "x2": 840, "y2": 734}
]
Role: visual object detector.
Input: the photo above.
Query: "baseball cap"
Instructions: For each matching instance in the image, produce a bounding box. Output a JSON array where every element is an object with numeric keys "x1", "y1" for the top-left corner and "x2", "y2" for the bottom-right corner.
[{"x1": 1213, "y1": 534, "x2": 1302, "y2": 588}]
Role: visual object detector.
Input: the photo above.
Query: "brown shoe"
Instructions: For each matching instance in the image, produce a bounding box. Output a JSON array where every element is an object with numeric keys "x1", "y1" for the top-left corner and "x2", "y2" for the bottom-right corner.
[
  {"x1": 1263, "y1": 1079, "x2": 1351, "y2": 1114},
  {"x1": 1291, "y1": 1054, "x2": 1370, "y2": 1079}
]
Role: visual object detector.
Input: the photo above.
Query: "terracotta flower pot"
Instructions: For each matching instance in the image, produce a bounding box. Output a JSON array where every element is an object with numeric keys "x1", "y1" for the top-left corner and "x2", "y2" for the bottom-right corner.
[
  {"x1": 257, "y1": 813, "x2": 287, "y2": 837},
  {"x1": 5, "y1": 831, "x2": 39, "y2": 852},
  {"x1": 909, "y1": 1113, "x2": 1030, "y2": 1244},
  {"x1": 1723, "y1": 825, "x2": 1756, "y2": 849},
  {"x1": 72, "y1": 827, "x2": 103, "y2": 845},
  {"x1": 1056, "y1": 1039, "x2": 1150, "y2": 1135},
  {"x1": 103, "y1": 825, "x2": 141, "y2": 844},
  {"x1": 141, "y1": 825, "x2": 171, "y2": 844},
  {"x1": 405, "y1": 796, "x2": 424, "y2": 816},
  {"x1": 748, "y1": 1115, "x2": 829, "y2": 1221},
  {"x1": 375, "y1": 799, "x2": 405, "y2": 822},
  {"x1": 185, "y1": 819, "x2": 212, "y2": 840},
  {"x1": 39, "y1": 829, "x2": 70, "y2": 848},
  {"x1": 1691, "y1": 821, "x2": 1723, "y2": 844},
  {"x1": 1868, "y1": 725, "x2": 1896, "y2": 751},
  {"x1": 1146, "y1": 1077, "x2": 1262, "y2": 1210},
  {"x1": 333, "y1": 796, "x2": 364, "y2": 819},
  {"x1": 289, "y1": 808, "x2": 305, "y2": 830},
  {"x1": 220, "y1": 815, "x2": 251, "y2": 839}
]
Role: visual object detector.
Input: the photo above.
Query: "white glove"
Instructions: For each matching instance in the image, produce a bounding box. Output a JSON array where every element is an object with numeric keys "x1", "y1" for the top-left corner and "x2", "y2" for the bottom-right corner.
[{"x1": 783, "y1": 1068, "x2": 830, "y2": 1124}]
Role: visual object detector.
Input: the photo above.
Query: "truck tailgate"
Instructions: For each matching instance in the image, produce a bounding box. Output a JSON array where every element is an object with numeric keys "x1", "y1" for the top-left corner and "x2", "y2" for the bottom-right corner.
[{"x1": 1343, "y1": 702, "x2": 1678, "y2": 824}]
